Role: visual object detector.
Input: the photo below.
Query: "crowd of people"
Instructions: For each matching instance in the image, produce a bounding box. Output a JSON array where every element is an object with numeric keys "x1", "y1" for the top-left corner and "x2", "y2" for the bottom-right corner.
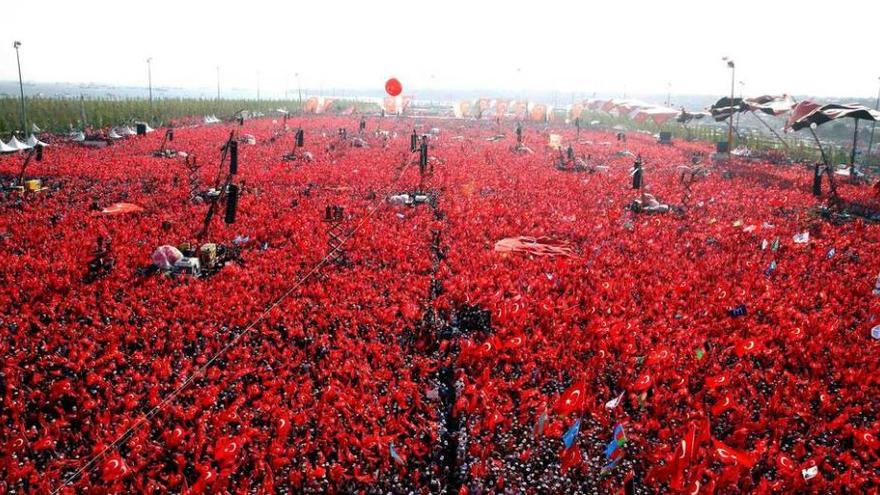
[{"x1": 0, "y1": 114, "x2": 878, "y2": 493}]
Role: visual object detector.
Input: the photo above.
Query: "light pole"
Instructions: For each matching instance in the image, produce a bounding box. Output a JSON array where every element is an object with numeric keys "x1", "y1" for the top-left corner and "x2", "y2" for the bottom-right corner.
[
  {"x1": 256, "y1": 70, "x2": 260, "y2": 104},
  {"x1": 722, "y1": 57, "x2": 735, "y2": 158},
  {"x1": 13, "y1": 41, "x2": 26, "y2": 135},
  {"x1": 868, "y1": 76, "x2": 880, "y2": 166},
  {"x1": 736, "y1": 80, "x2": 745, "y2": 130},
  {"x1": 666, "y1": 82, "x2": 671, "y2": 107},
  {"x1": 216, "y1": 65, "x2": 221, "y2": 100},
  {"x1": 147, "y1": 57, "x2": 153, "y2": 118},
  {"x1": 295, "y1": 72, "x2": 302, "y2": 114}
]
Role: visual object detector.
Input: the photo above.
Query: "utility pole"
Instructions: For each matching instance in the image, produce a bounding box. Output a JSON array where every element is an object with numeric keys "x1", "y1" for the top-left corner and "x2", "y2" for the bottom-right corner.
[
  {"x1": 736, "y1": 80, "x2": 744, "y2": 130},
  {"x1": 296, "y1": 72, "x2": 302, "y2": 114},
  {"x1": 147, "y1": 57, "x2": 154, "y2": 118},
  {"x1": 14, "y1": 41, "x2": 26, "y2": 135},
  {"x1": 723, "y1": 57, "x2": 735, "y2": 158}
]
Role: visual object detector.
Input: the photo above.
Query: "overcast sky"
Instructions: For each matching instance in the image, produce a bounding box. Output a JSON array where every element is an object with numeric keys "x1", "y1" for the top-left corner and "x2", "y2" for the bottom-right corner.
[{"x1": 2, "y1": 0, "x2": 878, "y2": 99}]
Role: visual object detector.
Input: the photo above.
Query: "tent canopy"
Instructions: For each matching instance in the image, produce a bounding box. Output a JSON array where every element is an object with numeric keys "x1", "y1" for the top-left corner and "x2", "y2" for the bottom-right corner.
[{"x1": 786, "y1": 101, "x2": 880, "y2": 131}]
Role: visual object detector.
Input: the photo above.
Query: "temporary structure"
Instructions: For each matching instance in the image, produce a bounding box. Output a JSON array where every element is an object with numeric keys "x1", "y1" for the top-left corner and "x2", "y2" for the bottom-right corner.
[
  {"x1": 5, "y1": 136, "x2": 31, "y2": 150},
  {"x1": 26, "y1": 134, "x2": 48, "y2": 147},
  {"x1": 787, "y1": 100, "x2": 880, "y2": 175}
]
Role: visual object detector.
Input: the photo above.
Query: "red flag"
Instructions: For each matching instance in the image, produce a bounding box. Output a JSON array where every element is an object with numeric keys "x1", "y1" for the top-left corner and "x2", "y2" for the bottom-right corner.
[
  {"x1": 711, "y1": 395, "x2": 736, "y2": 416},
  {"x1": 505, "y1": 336, "x2": 524, "y2": 351},
  {"x1": 705, "y1": 374, "x2": 730, "y2": 390},
  {"x1": 856, "y1": 430, "x2": 880, "y2": 450},
  {"x1": 633, "y1": 372, "x2": 653, "y2": 392},
  {"x1": 560, "y1": 445, "x2": 582, "y2": 473},
  {"x1": 555, "y1": 382, "x2": 586, "y2": 415},
  {"x1": 214, "y1": 436, "x2": 241, "y2": 466},
  {"x1": 101, "y1": 453, "x2": 129, "y2": 482},
  {"x1": 711, "y1": 438, "x2": 756, "y2": 468},
  {"x1": 776, "y1": 453, "x2": 798, "y2": 476},
  {"x1": 646, "y1": 347, "x2": 672, "y2": 366},
  {"x1": 734, "y1": 338, "x2": 763, "y2": 358}
]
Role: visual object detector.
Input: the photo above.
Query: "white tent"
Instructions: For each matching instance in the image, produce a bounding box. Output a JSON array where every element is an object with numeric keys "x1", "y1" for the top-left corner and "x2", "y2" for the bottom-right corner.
[
  {"x1": 31, "y1": 123, "x2": 41, "y2": 133},
  {"x1": 70, "y1": 131, "x2": 86, "y2": 142},
  {"x1": 5, "y1": 136, "x2": 31, "y2": 150},
  {"x1": 26, "y1": 134, "x2": 48, "y2": 147},
  {"x1": 108, "y1": 129, "x2": 123, "y2": 139},
  {"x1": 0, "y1": 140, "x2": 15, "y2": 153}
]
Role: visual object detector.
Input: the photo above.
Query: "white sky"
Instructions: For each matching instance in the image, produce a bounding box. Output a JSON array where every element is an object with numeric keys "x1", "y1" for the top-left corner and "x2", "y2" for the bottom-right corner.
[{"x1": 2, "y1": 0, "x2": 879, "y2": 99}]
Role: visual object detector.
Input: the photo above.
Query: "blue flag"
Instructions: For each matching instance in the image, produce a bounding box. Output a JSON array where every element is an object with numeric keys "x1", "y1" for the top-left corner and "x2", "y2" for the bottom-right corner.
[
  {"x1": 728, "y1": 304, "x2": 747, "y2": 318},
  {"x1": 562, "y1": 418, "x2": 581, "y2": 450},
  {"x1": 602, "y1": 424, "x2": 627, "y2": 470},
  {"x1": 389, "y1": 442, "x2": 404, "y2": 465}
]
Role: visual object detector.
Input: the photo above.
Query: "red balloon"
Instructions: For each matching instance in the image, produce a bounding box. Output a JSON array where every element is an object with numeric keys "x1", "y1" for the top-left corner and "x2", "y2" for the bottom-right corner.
[{"x1": 385, "y1": 78, "x2": 402, "y2": 97}]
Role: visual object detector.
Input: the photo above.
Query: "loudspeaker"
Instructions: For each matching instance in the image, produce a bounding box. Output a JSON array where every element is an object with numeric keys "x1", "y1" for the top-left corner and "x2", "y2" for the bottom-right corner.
[
  {"x1": 225, "y1": 184, "x2": 239, "y2": 224},
  {"x1": 296, "y1": 129, "x2": 304, "y2": 147},
  {"x1": 411, "y1": 131, "x2": 418, "y2": 152},
  {"x1": 136, "y1": 123, "x2": 147, "y2": 135},
  {"x1": 659, "y1": 131, "x2": 672, "y2": 144},
  {"x1": 167, "y1": 129, "x2": 174, "y2": 142},
  {"x1": 716, "y1": 141, "x2": 729, "y2": 153},
  {"x1": 35, "y1": 144, "x2": 43, "y2": 162},
  {"x1": 229, "y1": 141, "x2": 238, "y2": 175}
]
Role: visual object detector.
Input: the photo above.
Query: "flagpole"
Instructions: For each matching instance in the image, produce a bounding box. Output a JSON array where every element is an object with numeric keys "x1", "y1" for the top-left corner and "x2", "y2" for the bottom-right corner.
[
  {"x1": 751, "y1": 111, "x2": 789, "y2": 150},
  {"x1": 721, "y1": 57, "x2": 736, "y2": 159},
  {"x1": 849, "y1": 118, "x2": 859, "y2": 178},
  {"x1": 809, "y1": 126, "x2": 837, "y2": 198},
  {"x1": 867, "y1": 76, "x2": 880, "y2": 167}
]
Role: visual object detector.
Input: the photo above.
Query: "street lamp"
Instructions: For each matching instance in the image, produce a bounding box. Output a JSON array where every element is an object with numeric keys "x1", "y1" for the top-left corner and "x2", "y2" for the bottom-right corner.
[
  {"x1": 666, "y1": 82, "x2": 671, "y2": 107},
  {"x1": 295, "y1": 72, "x2": 302, "y2": 114},
  {"x1": 722, "y1": 57, "x2": 735, "y2": 158},
  {"x1": 736, "y1": 80, "x2": 745, "y2": 129},
  {"x1": 147, "y1": 57, "x2": 153, "y2": 118},
  {"x1": 216, "y1": 65, "x2": 221, "y2": 100},
  {"x1": 868, "y1": 76, "x2": 880, "y2": 166},
  {"x1": 256, "y1": 70, "x2": 260, "y2": 104},
  {"x1": 13, "y1": 41, "x2": 26, "y2": 136}
]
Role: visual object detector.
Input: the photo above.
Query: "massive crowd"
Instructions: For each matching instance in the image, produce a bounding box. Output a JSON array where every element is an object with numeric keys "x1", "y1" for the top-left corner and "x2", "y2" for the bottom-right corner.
[{"x1": 0, "y1": 114, "x2": 878, "y2": 493}]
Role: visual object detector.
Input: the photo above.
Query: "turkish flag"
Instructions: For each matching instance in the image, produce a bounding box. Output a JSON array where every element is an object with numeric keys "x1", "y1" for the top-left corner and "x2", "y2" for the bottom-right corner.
[
  {"x1": 633, "y1": 373, "x2": 653, "y2": 392},
  {"x1": 734, "y1": 338, "x2": 763, "y2": 358},
  {"x1": 555, "y1": 382, "x2": 586, "y2": 415},
  {"x1": 214, "y1": 436, "x2": 241, "y2": 466},
  {"x1": 776, "y1": 453, "x2": 798, "y2": 476},
  {"x1": 856, "y1": 430, "x2": 880, "y2": 450},
  {"x1": 705, "y1": 374, "x2": 730, "y2": 390},
  {"x1": 560, "y1": 445, "x2": 583, "y2": 473},
  {"x1": 101, "y1": 454, "x2": 129, "y2": 482},
  {"x1": 712, "y1": 438, "x2": 756, "y2": 468},
  {"x1": 711, "y1": 395, "x2": 736, "y2": 416}
]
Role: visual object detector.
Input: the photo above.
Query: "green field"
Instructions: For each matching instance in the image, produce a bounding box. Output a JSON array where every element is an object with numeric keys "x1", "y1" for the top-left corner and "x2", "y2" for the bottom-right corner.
[{"x1": 0, "y1": 96, "x2": 377, "y2": 135}]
